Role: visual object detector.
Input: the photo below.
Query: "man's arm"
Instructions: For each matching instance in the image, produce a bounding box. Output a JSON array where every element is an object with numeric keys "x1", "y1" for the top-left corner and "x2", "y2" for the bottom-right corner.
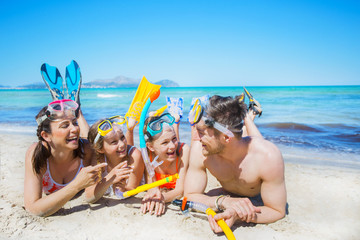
[
  {"x1": 184, "y1": 140, "x2": 214, "y2": 205},
  {"x1": 255, "y1": 144, "x2": 287, "y2": 223}
]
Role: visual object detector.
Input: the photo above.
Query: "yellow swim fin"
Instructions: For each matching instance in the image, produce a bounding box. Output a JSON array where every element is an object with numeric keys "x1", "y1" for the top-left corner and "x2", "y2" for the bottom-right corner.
[
  {"x1": 125, "y1": 76, "x2": 161, "y2": 124},
  {"x1": 152, "y1": 105, "x2": 168, "y2": 117}
]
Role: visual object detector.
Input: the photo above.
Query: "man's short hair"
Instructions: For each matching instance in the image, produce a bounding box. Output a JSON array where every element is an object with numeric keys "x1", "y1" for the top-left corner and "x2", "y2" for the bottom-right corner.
[{"x1": 205, "y1": 95, "x2": 247, "y2": 137}]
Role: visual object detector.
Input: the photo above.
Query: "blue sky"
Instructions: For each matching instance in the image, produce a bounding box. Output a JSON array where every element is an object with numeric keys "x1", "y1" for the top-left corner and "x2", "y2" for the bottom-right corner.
[{"x1": 0, "y1": 0, "x2": 359, "y2": 87}]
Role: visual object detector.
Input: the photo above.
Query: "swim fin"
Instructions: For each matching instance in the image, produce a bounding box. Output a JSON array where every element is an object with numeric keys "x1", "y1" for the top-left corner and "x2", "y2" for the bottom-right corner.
[
  {"x1": 65, "y1": 60, "x2": 82, "y2": 105},
  {"x1": 152, "y1": 105, "x2": 168, "y2": 117},
  {"x1": 125, "y1": 76, "x2": 161, "y2": 125},
  {"x1": 243, "y1": 87, "x2": 262, "y2": 117},
  {"x1": 40, "y1": 63, "x2": 66, "y2": 100},
  {"x1": 166, "y1": 96, "x2": 184, "y2": 118}
]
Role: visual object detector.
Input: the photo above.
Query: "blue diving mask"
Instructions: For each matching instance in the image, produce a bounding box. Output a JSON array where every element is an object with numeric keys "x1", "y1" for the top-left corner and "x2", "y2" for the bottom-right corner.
[{"x1": 146, "y1": 113, "x2": 175, "y2": 138}]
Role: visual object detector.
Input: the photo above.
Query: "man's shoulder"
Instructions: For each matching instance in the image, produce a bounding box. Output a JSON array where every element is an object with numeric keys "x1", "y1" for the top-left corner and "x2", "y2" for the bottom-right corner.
[
  {"x1": 248, "y1": 137, "x2": 284, "y2": 178},
  {"x1": 248, "y1": 137, "x2": 283, "y2": 165}
]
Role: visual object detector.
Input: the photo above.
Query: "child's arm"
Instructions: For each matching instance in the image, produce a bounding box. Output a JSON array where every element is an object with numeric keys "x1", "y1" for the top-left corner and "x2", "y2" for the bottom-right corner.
[
  {"x1": 125, "y1": 117, "x2": 137, "y2": 146},
  {"x1": 162, "y1": 143, "x2": 190, "y2": 202},
  {"x1": 84, "y1": 158, "x2": 132, "y2": 203},
  {"x1": 123, "y1": 147, "x2": 145, "y2": 191}
]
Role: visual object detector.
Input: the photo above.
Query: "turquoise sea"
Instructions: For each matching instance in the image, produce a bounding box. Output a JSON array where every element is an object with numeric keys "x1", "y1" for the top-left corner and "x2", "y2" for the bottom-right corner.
[{"x1": 1, "y1": 86, "x2": 359, "y2": 169}]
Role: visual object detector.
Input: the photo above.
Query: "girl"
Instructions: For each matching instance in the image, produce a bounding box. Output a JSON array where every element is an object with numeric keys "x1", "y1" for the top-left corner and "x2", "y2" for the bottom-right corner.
[
  {"x1": 141, "y1": 113, "x2": 190, "y2": 216},
  {"x1": 24, "y1": 99, "x2": 107, "y2": 217},
  {"x1": 85, "y1": 116, "x2": 144, "y2": 202}
]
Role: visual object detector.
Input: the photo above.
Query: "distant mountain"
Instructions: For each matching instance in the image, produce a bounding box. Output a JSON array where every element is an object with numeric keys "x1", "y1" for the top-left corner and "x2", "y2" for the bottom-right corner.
[
  {"x1": 10, "y1": 82, "x2": 46, "y2": 89},
  {"x1": 82, "y1": 76, "x2": 140, "y2": 88},
  {"x1": 19, "y1": 82, "x2": 46, "y2": 89},
  {"x1": 154, "y1": 79, "x2": 180, "y2": 87},
  {"x1": 83, "y1": 76, "x2": 179, "y2": 88},
  {"x1": 0, "y1": 84, "x2": 11, "y2": 89},
  {"x1": 9, "y1": 76, "x2": 179, "y2": 89}
]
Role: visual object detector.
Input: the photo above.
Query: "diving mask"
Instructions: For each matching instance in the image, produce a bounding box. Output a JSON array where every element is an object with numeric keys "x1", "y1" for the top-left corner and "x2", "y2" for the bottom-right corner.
[
  {"x1": 146, "y1": 113, "x2": 175, "y2": 138},
  {"x1": 188, "y1": 99, "x2": 235, "y2": 138},
  {"x1": 94, "y1": 115, "x2": 127, "y2": 144},
  {"x1": 36, "y1": 99, "x2": 79, "y2": 125}
]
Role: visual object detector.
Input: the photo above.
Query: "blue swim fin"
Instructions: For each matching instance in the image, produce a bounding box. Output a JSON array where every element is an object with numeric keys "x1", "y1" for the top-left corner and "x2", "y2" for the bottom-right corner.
[
  {"x1": 65, "y1": 60, "x2": 82, "y2": 105},
  {"x1": 166, "y1": 96, "x2": 184, "y2": 118},
  {"x1": 40, "y1": 63, "x2": 66, "y2": 100}
]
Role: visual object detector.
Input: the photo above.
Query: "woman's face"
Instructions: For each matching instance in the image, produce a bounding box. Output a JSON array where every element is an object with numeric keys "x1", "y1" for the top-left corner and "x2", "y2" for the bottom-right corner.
[
  {"x1": 150, "y1": 127, "x2": 178, "y2": 162},
  {"x1": 101, "y1": 126, "x2": 127, "y2": 161},
  {"x1": 48, "y1": 117, "x2": 80, "y2": 150}
]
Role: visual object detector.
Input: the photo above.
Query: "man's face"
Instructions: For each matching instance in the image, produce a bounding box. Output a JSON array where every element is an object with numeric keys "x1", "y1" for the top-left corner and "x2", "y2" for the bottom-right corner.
[{"x1": 196, "y1": 120, "x2": 224, "y2": 156}]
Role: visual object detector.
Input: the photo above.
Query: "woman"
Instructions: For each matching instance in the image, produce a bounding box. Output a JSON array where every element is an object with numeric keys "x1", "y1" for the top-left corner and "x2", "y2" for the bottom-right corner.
[
  {"x1": 85, "y1": 116, "x2": 144, "y2": 203},
  {"x1": 24, "y1": 99, "x2": 107, "y2": 217},
  {"x1": 141, "y1": 113, "x2": 190, "y2": 216}
]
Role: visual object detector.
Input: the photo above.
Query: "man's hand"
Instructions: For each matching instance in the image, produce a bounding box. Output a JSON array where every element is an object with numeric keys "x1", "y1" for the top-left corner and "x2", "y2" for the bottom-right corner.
[
  {"x1": 222, "y1": 197, "x2": 262, "y2": 223},
  {"x1": 208, "y1": 208, "x2": 238, "y2": 233}
]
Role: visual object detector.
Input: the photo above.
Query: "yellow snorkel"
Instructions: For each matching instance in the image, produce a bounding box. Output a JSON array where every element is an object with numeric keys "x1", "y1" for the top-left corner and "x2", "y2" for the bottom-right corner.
[
  {"x1": 172, "y1": 198, "x2": 236, "y2": 240},
  {"x1": 115, "y1": 174, "x2": 179, "y2": 199}
]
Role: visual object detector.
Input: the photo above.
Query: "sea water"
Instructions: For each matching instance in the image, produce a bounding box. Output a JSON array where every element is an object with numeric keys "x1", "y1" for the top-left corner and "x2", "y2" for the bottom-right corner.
[{"x1": 1, "y1": 86, "x2": 359, "y2": 168}]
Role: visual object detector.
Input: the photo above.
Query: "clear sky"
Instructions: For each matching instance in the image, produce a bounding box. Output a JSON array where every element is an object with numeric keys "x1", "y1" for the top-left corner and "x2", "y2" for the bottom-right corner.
[{"x1": 0, "y1": 0, "x2": 359, "y2": 87}]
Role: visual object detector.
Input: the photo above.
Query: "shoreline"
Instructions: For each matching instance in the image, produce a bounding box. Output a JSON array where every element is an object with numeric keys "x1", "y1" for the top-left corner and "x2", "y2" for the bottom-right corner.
[{"x1": 1, "y1": 133, "x2": 360, "y2": 239}]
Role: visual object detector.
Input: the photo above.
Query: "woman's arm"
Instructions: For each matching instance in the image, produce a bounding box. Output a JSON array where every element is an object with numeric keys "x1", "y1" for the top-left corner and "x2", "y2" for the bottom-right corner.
[
  {"x1": 77, "y1": 109, "x2": 90, "y2": 139},
  {"x1": 24, "y1": 143, "x2": 103, "y2": 216}
]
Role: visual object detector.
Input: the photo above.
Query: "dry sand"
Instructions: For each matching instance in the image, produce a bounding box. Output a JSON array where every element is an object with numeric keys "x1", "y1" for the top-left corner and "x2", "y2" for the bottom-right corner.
[{"x1": 1, "y1": 133, "x2": 359, "y2": 240}]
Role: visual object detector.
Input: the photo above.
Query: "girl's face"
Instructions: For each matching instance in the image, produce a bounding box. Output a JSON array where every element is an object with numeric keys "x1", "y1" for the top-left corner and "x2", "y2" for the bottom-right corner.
[
  {"x1": 149, "y1": 127, "x2": 178, "y2": 162},
  {"x1": 48, "y1": 117, "x2": 80, "y2": 150},
  {"x1": 101, "y1": 126, "x2": 127, "y2": 161}
]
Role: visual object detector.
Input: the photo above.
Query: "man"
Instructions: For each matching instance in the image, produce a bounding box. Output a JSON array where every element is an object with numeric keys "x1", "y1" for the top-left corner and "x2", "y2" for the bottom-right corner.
[{"x1": 184, "y1": 95, "x2": 287, "y2": 233}]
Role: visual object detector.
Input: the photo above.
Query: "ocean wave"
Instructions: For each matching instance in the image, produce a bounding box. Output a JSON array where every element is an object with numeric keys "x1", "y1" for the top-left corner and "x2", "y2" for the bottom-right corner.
[
  {"x1": 97, "y1": 94, "x2": 120, "y2": 98},
  {"x1": 261, "y1": 122, "x2": 323, "y2": 132}
]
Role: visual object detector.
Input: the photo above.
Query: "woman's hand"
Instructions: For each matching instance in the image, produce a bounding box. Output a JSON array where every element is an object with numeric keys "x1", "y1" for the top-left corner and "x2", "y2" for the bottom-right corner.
[{"x1": 73, "y1": 162, "x2": 107, "y2": 190}]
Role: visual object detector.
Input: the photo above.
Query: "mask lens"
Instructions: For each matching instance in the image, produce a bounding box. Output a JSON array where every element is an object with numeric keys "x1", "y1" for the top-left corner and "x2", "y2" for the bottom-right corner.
[
  {"x1": 109, "y1": 116, "x2": 126, "y2": 125},
  {"x1": 99, "y1": 121, "x2": 112, "y2": 132},
  {"x1": 63, "y1": 100, "x2": 78, "y2": 110},
  {"x1": 147, "y1": 113, "x2": 175, "y2": 136}
]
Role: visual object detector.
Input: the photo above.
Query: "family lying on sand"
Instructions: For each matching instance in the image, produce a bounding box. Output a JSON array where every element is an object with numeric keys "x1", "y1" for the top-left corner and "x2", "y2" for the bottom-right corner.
[{"x1": 23, "y1": 62, "x2": 287, "y2": 235}]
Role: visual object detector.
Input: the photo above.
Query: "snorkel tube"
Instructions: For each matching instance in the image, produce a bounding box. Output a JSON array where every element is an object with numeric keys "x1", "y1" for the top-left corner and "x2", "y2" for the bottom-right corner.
[
  {"x1": 139, "y1": 89, "x2": 161, "y2": 178},
  {"x1": 115, "y1": 174, "x2": 179, "y2": 199},
  {"x1": 172, "y1": 198, "x2": 236, "y2": 240}
]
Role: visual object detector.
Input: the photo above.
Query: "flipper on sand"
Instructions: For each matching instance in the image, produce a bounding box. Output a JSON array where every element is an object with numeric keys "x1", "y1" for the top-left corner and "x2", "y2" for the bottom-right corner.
[
  {"x1": 243, "y1": 87, "x2": 262, "y2": 117},
  {"x1": 166, "y1": 96, "x2": 184, "y2": 118},
  {"x1": 40, "y1": 63, "x2": 66, "y2": 100},
  {"x1": 125, "y1": 76, "x2": 161, "y2": 127},
  {"x1": 65, "y1": 60, "x2": 82, "y2": 105}
]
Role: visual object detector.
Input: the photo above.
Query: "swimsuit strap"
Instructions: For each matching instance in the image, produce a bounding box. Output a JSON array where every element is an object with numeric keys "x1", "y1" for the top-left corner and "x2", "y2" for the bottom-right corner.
[
  {"x1": 176, "y1": 142, "x2": 185, "y2": 173},
  {"x1": 46, "y1": 158, "x2": 84, "y2": 186},
  {"x1": 128, "y1": 145, "x2": 135, "y2": 155}
]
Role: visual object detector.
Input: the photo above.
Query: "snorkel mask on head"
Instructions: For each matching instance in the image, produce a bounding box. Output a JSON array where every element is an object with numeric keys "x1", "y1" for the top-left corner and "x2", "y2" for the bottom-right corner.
[
  {"x1": 146, "y1": 113, "x2": 175, "y2": 140},
  {"x1": 93, "y1": 115, "x2": 127, "y2": 144},
  {"x1": 36, "y1": 99, "x2": 79, "y2": 126},
  {"x1": 188, "y1": 99, "x2": 237, "y2": 138}
]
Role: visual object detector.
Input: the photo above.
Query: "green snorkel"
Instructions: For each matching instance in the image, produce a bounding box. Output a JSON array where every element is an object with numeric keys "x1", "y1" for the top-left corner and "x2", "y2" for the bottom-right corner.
[{"x1": 139, "y1": 89, "x2": 162, "y2": 178}]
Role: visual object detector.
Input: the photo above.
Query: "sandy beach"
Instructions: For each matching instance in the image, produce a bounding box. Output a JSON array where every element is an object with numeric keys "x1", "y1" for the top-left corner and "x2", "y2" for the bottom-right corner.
[{"x1": 1, "y1": 133, "x2": 359, "y2": 240}]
